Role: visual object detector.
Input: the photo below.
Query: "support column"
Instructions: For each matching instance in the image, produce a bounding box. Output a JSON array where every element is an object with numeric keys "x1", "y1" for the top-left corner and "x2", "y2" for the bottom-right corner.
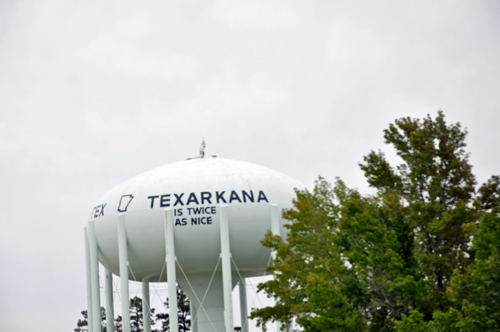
[
  {"x1": 84, "y1": 227, "x2": 94, "y2": 332},
  {"x1": 219, "y1": 205, "x2": 234, "y2": 332},
  {"x1": 239, "y1": 279, "x2": 249, "y2": 332},
  {"x1": 105, "y1": 268, "x2": 115, "y2": 332},
  {"x1": 271, "y1": 204, "x2": 281, "y2": 260},
  {"x1": 271, "y1": 204, "x2": 285, "y2": 332},
  {"x1": 164, "y1": 208, "x2": 179, "y2": 332},
  {"x1": 142, "y1": 278, "x2": 151, "y2": 332},
  {"x1": 88, "y1": 220, "x2": 102, "y2": 332},
  {"x1": 190, "y1": 301, "x2": 198, "y2": 332},
  {"x1": 118, "y1": 215, "x2": 131, "y2": 332}
]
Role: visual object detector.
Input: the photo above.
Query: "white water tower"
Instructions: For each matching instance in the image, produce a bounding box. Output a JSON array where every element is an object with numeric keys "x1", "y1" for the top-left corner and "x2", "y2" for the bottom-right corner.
[{"x1": 84, "y1": 151, "x2": 303, "y2": 332}]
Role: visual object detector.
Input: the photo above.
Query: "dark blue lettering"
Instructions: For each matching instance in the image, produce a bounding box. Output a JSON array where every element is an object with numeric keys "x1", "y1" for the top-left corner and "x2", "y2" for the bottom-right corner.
[
  {"x1": 191, "y1": 218, "x2": 198, "y2": 225},
  {"x1": 200, "y1": 217, "x2": 206, "y2": 224},
  {"x1": 175, "y1": 219, "x2": 182, "y2": 226},
  {"x1": 99, "y1": 204, "x2": 106, "y2": 216},
  {"x1": 216, "y1": 191, "x2": 227, "y2": 203},
  {"x1": 257, "y1": 191, "x2": 269, "y2": 202},
  {"x1": 207, "y1": 216, "x2": 212, "y2": 224},
  {"x1": 229, "y1": 190, "x2": 242, "y2": 203},
  {"x1": 177, "y1": 208, "x2": 183, "y2": 216},
  {"x1": 242, "y1": 190, "x2": 254, "y2": 203},
  {"x1": 93, "y1": 207, "x2": 99, "y2": 218},
  {"x1": 174, "y1": 193, "x2": 184, "y2": 206},
  {"x1": 201, "y1": 192, "x2": 212, "y2": 204},
  {"x1": 193, "y1": 207, "x2": 203, "y2": 215},
  {"x1": 147, "y1": 196, "x2": 159, "y2": 208},
  {"x1": 160, "y1": 194, "x2": 171, "y2": 207},
  {"x1": 186, "y1": 193, "x2": 199, "y2": 205},
  {"x1": 211, "y1": 206, "x2": 216, "y2": 214},
  {"x1": 182, "y1": 218, "x2": 187, "y2": 225}
]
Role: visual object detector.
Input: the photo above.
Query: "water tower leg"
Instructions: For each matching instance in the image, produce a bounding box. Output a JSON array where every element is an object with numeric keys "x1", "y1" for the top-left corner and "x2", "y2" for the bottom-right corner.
[
  {"x1": 88, "y1": 221, "x2": 102, "y2": 332},
  {"x1": 118, "y1": 216, "x2": 131, "y2": 332},
  {"x1": 271, "y1": 205, "x2": 284, "y2": 332},
  {"x1": 270, "y1": 204, "x2": 281, "y2": 260},
  {"x1": 164, "y1": 208, "x2": 179, "y2": 332},
  {"x1": 219, "y1": 205, "x2": 234, "y2": 332},
  {"x1": 84, "y1": 228, "x2": 94, "y2": 332},
  {"x1": 239, "y1": 279, "x2": 249, "y2": 332},
  {"x1": 105, "y1": 268, "x2": 115, "y2": 332},
  {"x1": 190, "y1": 302, "x2": 198, "y2": 332},
  {"x1": 142, "y1": 278, "x2": 151, "y2": 332}
]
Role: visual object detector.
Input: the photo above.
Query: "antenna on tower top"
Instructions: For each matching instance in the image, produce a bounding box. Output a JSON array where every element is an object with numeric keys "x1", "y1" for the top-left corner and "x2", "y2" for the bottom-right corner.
[
  {"x1": 200, "y1": 138, "x2": 206, "y2": 158},
  {"x1": 186, "y1": 138, "x2": 207, "y2": 160}
]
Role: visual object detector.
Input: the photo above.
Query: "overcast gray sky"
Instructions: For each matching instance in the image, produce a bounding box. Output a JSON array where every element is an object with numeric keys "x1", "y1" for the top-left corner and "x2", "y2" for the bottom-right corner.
[{"x1": 1, "y1": 1, "x2": 499, "y2": 331}]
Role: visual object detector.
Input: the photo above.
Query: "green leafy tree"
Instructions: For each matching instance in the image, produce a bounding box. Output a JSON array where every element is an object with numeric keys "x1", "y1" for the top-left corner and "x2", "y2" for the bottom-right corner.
[
  {"x1": 114, "y1": 315, "x2": 122, "y2": 332},
  {"x1": 156, "y1": 286, "x2": 191, "y2": 332},
  {"x1": 359, "y1": 110, "x2": 477, "y2": 316},
  {"x1": 250, "y1": 178, "x2": 425, "y2": 331},
  {"x1": 74, "y1": 307, "x2": 108, "y2": 332},
  {"x1": 426, "y1": 176, "x2": 500, "y2": 332},
  {"x1": 77, "y1": 287, "x2": 190, "y2": 332},
  {"x1": 75, "y1": 310, "x2": 90, "y2": 332},
  {"x1": 115, "y1": 296, "x2": 157, "y2": 332},
  {"x1": 251, "y1": 111, "x2": 494, "y2": 332}
]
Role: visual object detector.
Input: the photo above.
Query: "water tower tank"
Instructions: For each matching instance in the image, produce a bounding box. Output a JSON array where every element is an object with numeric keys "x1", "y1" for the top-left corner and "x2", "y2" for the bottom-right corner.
[{"x1": 85, "y1": 156, "x2": 303, "y2": 332}]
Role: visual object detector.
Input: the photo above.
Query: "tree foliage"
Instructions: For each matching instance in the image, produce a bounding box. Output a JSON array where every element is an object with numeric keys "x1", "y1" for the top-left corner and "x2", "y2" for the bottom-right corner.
[
  {"x1": 250, "y1": 111, "x2": 500, "y2": 332},
  {"x1": 75, "y1": 287, "x2": 191, "y2": 332},
  {"x1": 156, "y1": 286, "x2": 191, "y2": 332},
  {"x1": 74, "y1": 307, "x2": 108, "y2": 332},
  {"x1": 115, "y1": 296, "x2": 157, "y2": 332},
  {"x1": 360, "y1": 111, "x2": 477, "y2": 316}
]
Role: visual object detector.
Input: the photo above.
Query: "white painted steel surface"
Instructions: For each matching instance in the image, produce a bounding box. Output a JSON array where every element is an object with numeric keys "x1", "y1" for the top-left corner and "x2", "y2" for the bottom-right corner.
[
  {"x1": 239, "y1": 279, "x2": 248, "y2": 332},
  {"x1": 90, "y1": 158, "x2": 302, "y2": 280},
  {"x1": 165, "y1": 209, "x2": 179, "y2": 332},
  {"x1": 271, "y1": 206, "x2": 284, "y2": 332},
  {"x1": 88, "y1": 221, "x2": 101, "y2": 332},
  {"x1": 105, "y1": 268, "x2": 115, "y2": 332},
  {"x1": 191, "y1": 302, "x2": 198, "y2": 332},
  {"x1": 142, "y1": 279, "x2": 151, "y2": 332},
  {"x1": 84, "y1": 229, "x2": 94, "y2": 332},
  {"x1": 117, "y1": 217, "x2": 131, "y2": 332},
  {"x1": 219, "y1": 205, "x2": 233, "y2": 332}
]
